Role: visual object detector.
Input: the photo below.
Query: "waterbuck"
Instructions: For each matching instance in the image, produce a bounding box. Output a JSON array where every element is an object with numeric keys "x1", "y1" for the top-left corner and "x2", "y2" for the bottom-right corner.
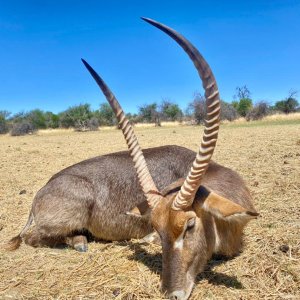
[
  {"x1": 81, "y1": 18, "x2": 259, "y2": 300},
  {"x1": 6, "y1": 18, "x2": 258, "y2": 300}
]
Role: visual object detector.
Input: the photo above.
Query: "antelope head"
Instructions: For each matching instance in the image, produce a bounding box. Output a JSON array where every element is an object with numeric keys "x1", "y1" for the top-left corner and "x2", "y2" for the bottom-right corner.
[{"x1": 82, "y1": 18, "x2": 258, "y2": 300}]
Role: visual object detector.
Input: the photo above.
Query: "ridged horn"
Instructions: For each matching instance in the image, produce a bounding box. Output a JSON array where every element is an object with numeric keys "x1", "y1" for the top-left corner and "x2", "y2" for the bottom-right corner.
[
  {"x1": 142, "y1": 18, "x2": 221, "y2": 210},
  {"x1": 82, "y1": 59, "x2": 161, "y2": 208}
]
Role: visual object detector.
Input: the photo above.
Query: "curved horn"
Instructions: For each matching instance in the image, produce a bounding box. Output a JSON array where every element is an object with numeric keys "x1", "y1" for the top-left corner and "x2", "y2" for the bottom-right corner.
[
  {"x1": 142, "y1": 18, "x2": 221, "y2": 210},
  {"x1": 82, "y1": 59, "x2": 160, "y2": 208}
]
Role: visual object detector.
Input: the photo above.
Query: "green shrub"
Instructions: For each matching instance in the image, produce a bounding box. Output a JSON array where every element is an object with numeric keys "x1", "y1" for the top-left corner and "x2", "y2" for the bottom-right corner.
[{"x1": 59, "y1": 104, "x2": 93, "y2": 129}]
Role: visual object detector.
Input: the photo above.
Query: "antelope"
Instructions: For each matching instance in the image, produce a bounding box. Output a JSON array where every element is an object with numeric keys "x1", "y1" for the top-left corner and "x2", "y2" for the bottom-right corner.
[
  {"x1": 82, "y1": 18, "x2": 259, "y2": 299},
  {"x1": 5, "y1": 18, "x2": 258, "y2": 300}
]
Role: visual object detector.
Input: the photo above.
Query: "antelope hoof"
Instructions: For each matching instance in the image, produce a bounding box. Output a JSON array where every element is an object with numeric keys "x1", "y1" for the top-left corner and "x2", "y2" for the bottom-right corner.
[
  {"x1": 74, "y1": 243, "x2": 88, "y2": 252},
  {"x1": 67, "y1": 235, "x2": 88, "y2": 252}
]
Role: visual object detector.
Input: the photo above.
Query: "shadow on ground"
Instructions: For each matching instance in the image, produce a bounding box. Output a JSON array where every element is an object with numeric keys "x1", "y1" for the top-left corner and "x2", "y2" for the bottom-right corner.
[{"x1": 120, "y1": 241, "x2": 243, "y2": 289}]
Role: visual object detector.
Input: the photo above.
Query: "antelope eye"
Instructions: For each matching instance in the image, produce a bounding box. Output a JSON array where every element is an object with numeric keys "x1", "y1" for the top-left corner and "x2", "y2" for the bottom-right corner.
[{"x1": 186, "y1": 218, "x2": 195, "y2": 230}]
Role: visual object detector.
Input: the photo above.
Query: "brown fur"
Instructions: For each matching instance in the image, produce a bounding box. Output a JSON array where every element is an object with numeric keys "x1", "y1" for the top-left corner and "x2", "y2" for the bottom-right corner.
[
  {"x1": 146, "y1": 181, "x2": 258, "y2": 299},
  {"x1": 4, "y1": 235, "x2": 22, "y2": 251},
  {"x1": 5, "y1": 146, "x2": 196, "y2": 250}
]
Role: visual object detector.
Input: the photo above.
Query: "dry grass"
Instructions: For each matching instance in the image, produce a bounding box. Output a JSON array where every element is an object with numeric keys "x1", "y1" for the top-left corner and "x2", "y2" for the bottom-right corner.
[
  {"x1": 134, "y1": 121, "x2": 183, "y2": 128},
  {"x1": 0, "y1": 122, "x2": 299, "y2": 299},
  {"x1": 264, "y1": 112, "x2": 300, "y2": 121},
  {"x1": 222, "y1": 112, "x2": 300, "y2": 126}
]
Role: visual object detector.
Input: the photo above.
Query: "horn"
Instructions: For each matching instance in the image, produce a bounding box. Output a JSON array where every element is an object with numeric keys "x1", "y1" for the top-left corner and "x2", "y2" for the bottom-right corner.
[
  {"x1": 142, "y1": 18, "x2": 221, "y2": 210},
  {"x1": 82, "y1": 59, "x2": 161, "y2": 208}
]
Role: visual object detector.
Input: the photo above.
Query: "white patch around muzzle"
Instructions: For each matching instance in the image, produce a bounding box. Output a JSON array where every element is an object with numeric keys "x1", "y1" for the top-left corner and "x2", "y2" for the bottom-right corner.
[
  {"x1": 169, "y1": 278, "x2": 194, "y2": 300},
  {"x1": 169, "y1": 290, "x2": 186, "y2": 300}
]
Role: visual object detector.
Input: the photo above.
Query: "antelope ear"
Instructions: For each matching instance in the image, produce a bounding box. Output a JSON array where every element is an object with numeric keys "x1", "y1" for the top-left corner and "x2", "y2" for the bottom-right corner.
[{"x1": 195, "y1": 186, "x2": 259, "y2": 222}]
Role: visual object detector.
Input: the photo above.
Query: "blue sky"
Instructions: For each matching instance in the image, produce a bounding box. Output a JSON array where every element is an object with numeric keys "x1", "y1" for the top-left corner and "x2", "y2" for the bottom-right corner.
[{"x1": 0, "y1": 0, "x2": 299, "y2": 114}]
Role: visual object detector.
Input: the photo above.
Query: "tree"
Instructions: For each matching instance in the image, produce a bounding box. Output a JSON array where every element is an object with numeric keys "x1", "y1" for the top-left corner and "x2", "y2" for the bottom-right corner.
[
  {"x1": 10, "y1": 111, "x2": 27, "y2": 123},
  {"x1": 8, "y1": 110, "x2": 59, "y2": 132},
  {"x1": 246, "y1": 101, "x2": 270, "y2": 121},
  {"x1": 187, "y1": 93, "x2": 206, "y2": 124},
  {"x1": 237, "y1": 98, "x2": 253, "y2": 117},
  {"x1": 274, "y1": 90, "x2": 299, "y2": 114},
  {"x1": 26, "y1": 109, "x2": 47, "y2": 129},
  {"x1": 160, "y1": 99, "x2": 183, "y2": 121},
  {"x1": 138, "y1": 103, "x2": 161, "y2": 126},
  {"x1": 235, "y1": 85, "x2": 251, "y2": 100},
  {"x1": 126, "y1": 113, "x2": 141, "y2": 125},
  {"x1": 232, "y1": 85, "x2": 253, "y2": 117},
  {"x1": 59, "y1": 104, "x2": 93, "y2": 131},
  {"x1": 44, "y1": 111, "x2": 59, "y2": 129},
  {"x1": 0, "y1": 111, "x2": 10, "y2": 134},
  {"x1": 95, "y1": 103, "x2": 116, "y2": 126},
  {"x1": 9, "y1": 111, "x2": 36, "y2": 134},
  {"x1": 187, "y1": 94, "x2": 238, "y2": 123},
  {"x1": 220, "y1": 101, "x2": 238, "y2": 121}
]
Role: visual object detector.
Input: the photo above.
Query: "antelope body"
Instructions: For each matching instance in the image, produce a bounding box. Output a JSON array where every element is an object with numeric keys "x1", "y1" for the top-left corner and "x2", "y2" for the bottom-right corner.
[{"x1": 7, "y1": 18, "x2": 258, "y2": 300}]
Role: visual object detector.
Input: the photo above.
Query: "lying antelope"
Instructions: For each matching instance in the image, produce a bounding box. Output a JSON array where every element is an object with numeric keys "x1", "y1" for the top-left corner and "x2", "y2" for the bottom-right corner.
[{"x1": 6, "y1": 18, "x2": 258, "y2": 300}]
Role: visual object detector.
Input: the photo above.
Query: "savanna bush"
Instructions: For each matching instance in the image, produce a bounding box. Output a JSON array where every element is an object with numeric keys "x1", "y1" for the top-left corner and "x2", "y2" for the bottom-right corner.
[
  {"x1": 220, "y1": 101, "x2": 238, "y2": 121},
  {"x1": 246, "y1": 102, "x2": 269, "y2": 121},
  {"x1": 10, "y1": 121, "x2": 36, "y2": 136},
  {"x1": 87, "y1": 117, "x2": 100, "y2": 131},
  {"x1": 0, "y1": 120, "x2": 9, "y2": 134},
  {"x1": 0, "y1": 111, "x2": 11, "y2": 134}
]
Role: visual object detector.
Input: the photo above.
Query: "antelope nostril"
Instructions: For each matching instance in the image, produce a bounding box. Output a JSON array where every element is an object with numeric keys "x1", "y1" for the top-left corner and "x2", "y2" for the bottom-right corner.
[{"x1": 169, "y1": 290, "x2": 185, "y2": 300}]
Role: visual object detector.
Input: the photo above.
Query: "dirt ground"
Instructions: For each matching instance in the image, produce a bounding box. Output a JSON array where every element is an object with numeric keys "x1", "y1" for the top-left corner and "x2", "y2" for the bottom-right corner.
[{"x1": 0, "y1": 123, "x2": 299, "y2": 299}]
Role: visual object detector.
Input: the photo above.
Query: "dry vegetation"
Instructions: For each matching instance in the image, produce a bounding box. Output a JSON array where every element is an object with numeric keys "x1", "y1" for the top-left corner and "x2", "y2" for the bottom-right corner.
[
  {"x1": 221, "y1": 112, "x2": 300, "y2": 126},
  {"x1": 0, "y1": 120, "x2": 299, "y2": 299}
]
